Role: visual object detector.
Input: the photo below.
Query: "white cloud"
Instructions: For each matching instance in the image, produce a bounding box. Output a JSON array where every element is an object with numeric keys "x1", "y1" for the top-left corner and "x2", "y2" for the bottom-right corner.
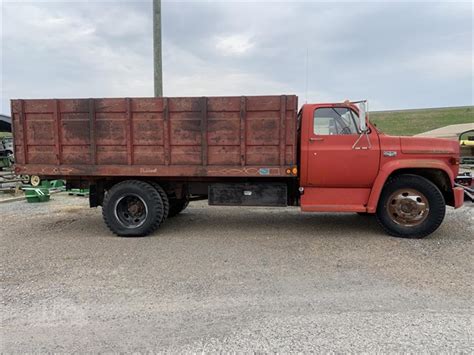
[
  {"x1": 215, "y1": 34, "x2": 255, "y2": 56},
  {"x1": 163, "y1": 41, "x2": 294, "y2": 97},
  {"x1": 402, "y1": 51, "x2": 473, "y2": 79},
  {"x1": 1, "y1": 2, "x2": 154, "y2": 110}
]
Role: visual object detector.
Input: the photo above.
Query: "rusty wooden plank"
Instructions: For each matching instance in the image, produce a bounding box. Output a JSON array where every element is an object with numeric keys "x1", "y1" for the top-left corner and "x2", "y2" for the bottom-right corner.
[
  {"x1": 20, "y1": 100, "x2": 28, "y2": 164},
  {"x1": 53, "y1": 99, "x2": 61, "y2": 165},
  {"x1": 290, "y1": 96, "x2": 298, "y2": 165},
  {"x1": 240, "y1": 96, "x2": 246, "y2": 166},
  {"x1": 201, "y1": 97, "x2": 208, "y2": 166},
  {"x1": 163, "y1": 97, "x2": 170, "y2": 165},
  {"x1": 126, "y1": 98, "x2": 133, "y2": 165},
  {"x1": 279, "y1": 95, "x2": 287, "y2": 166},
  {"x1": 88, "y1": 98, "x2": 96, "y2": 165}
]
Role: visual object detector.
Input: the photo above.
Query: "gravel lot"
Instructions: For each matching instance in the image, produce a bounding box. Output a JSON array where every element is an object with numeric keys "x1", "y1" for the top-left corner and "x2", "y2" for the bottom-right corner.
[{"x1": 1, "y1": 193, "x2": 473, "y2": 352}]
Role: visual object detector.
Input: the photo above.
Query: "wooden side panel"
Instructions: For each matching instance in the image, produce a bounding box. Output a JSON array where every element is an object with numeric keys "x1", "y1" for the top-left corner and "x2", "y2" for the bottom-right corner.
[
  {"x1": 131, "y1": 99, "x2": 164, "y2": 165},
  {"x1": 12, "y1": 95, "x2": 298, "y2": 177},
  {"x1": 133, "y1": 146, "x2": 165, "y2": 165},
  {"x1": 62, "y1": 145, "x2": 91, "y2": 165},
  {"x1": 14, "y1": 100, "x2": 57, "y2": 165},
  {"x1": 168, "y1": 101, "x2": 202, "y2": 165},
  {"x1": 208, "y1": 98, "x2": 240, "y2": 167},
  {"x1": 59, "y1": 100, "x2": 91, "y2": 165}
]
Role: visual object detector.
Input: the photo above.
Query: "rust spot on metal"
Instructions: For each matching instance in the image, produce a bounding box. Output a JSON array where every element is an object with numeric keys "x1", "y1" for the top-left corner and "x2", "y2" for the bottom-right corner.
[
  {"x1": 240, "y1": 96, "x2": 246, "y2": 166},
  {"x1": 20, "y1": 100, "x2": 28, "y2": 164},
  {"x1": 126, "y1": 98, "x2": 133, "y2": 165},
  {"x1": 163, "y1": 98, "x2": 171, "y2": 165},
  {"x1": 280, "y1": 95, "x2": 287, "y2": 166},
  {"x1": 201, "y1": 97, "x2": 208, "y2": 166},
  {"x1": 53, "y1": 99, "x2": 61, "y2": 165},
  {"x1": 88, "y1": 98, "x2": 96, "y2": 165}
]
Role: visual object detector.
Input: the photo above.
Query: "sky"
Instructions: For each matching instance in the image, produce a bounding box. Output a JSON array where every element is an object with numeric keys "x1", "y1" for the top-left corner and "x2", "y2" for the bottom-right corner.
[{"x1": 1, "y1": 0, "x2": 473, "y2": 115}]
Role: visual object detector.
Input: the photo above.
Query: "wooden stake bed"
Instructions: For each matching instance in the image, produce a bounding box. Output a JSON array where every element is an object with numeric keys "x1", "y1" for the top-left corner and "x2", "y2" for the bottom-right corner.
[{"x1": 11, "y1": 95, "x2": 298, "y2": 178}]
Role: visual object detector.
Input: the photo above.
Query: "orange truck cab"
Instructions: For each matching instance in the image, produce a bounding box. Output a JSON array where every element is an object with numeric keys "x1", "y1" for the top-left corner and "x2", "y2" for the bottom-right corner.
[
  {"x1": 298, "y1": 101, "x2": 463, "y2": 237},
  {"x1": 11, "y1": 96, "x2": 464, "y2": 238}
]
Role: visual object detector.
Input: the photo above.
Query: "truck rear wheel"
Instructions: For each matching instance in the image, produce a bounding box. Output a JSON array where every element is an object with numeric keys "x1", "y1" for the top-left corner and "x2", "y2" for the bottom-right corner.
[
  {"x1": 376, "y1": 174, "x2": 446, "y2": 238},
  {"x1": 102, "y1": 180, "x2": 164, "y2": 237},
  {"x1": 168, "y1": 196, "x2": 189, "y2": 217},
  {"x1": 149, "y1": 182, "x2": 169, "y2": 223}
]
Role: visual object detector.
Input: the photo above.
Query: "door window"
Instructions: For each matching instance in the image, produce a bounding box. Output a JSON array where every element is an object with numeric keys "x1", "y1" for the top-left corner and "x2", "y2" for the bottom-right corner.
[{"x1": 313, "y1": 107, "x2": 359, "y2": 135}]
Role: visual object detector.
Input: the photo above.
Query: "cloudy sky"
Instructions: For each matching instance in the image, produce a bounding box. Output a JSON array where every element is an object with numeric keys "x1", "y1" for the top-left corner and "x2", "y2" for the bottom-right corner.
[{"x1": 1, "y1": 0, "x2": 472, "y2": 115}]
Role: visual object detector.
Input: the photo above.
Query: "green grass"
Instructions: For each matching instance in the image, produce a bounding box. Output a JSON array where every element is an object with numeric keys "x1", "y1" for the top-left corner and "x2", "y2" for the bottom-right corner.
[
  {"x1": 370, "y1": 106, "x2": 473, "y2": 136},
  {"x1": 0, "y1": 132, "x2": 12, "y2": 138}
]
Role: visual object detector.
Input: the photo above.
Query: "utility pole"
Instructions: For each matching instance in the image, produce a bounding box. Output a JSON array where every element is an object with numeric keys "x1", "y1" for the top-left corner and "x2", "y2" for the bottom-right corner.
[{"x1": 153, "y1": 0, "x2": 163, "y2": 97}]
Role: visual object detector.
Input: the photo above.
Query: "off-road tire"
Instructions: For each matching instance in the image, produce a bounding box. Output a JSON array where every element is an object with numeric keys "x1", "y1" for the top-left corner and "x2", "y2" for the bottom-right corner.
[
  {"x1": 149, "y1": 182, "x2": 170, "y2": 223},
  {"x1": 168, "y1": 196, "x2": 190, "y2": 217},
  {"x1": 102, "y1": 180, "x2": 164, "y2": 237},
  {"x1": 376, "y1": 174, "x2": 446, "y2": 238}
]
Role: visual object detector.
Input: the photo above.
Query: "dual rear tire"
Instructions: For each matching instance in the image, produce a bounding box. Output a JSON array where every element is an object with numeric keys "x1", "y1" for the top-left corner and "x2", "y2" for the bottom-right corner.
[{"x1": 102, "y1": 180, "x2": 189, "y2": 237}]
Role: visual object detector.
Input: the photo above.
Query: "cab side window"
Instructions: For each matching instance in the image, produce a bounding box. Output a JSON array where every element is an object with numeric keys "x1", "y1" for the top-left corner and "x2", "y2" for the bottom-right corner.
[{"x1": 313, "y1": 107, "x2": 359, "y2": 135}]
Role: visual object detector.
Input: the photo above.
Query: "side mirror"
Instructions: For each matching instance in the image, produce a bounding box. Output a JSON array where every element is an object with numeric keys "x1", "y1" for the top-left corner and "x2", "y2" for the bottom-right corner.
[
  {"x1": 351, "y1": 100, "x2": 372, "y2": 150},
  {"x1": 357, "y1": 101, "x2": 367, "y2": 132}
]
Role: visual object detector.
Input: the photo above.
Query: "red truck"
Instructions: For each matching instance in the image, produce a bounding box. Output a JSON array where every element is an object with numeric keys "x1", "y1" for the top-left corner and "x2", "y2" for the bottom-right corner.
[{"x1": 11, "y1": 96, "x2": 464, "y2": 238}]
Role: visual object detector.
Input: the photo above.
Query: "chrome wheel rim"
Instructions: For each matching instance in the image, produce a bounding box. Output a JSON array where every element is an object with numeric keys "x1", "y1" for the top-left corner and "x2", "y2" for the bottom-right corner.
[
  {"x1": 387, "y1": 188, "x2": 430, "y2": 227},
  {"x1": 114, "y1": 194, "x2": 148, "y2": 229}
]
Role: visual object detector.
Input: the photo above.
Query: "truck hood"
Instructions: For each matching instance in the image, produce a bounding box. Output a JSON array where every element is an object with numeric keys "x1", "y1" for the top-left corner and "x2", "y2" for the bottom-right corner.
[{"x1": 400, "y1": 136, "x2": 459, "y2": 155}]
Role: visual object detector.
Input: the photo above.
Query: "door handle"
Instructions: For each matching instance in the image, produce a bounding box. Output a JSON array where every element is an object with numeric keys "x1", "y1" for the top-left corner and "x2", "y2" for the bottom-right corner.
[{"x1": 309, "y1": 137, "x2": 324, "y2": 142}]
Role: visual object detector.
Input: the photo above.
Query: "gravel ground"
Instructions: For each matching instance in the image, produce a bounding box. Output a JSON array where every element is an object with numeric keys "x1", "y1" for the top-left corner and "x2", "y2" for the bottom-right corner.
[{"x1": 1, "y1": 193, "x2": 473, "y2": 352}]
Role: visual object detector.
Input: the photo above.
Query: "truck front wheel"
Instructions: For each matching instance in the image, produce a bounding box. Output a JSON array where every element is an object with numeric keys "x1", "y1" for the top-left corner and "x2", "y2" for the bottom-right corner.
[
  {"x1": 376, "y1": 174, "x2": 446, "y2": 238},
  {"x1": 102, "y1": 180, "x2": 164, "y2": 237}
]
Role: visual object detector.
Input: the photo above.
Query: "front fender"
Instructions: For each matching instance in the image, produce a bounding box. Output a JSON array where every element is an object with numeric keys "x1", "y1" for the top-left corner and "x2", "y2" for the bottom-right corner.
[{"x1": 366, "y1": 159, "x2": 455, "y2": 213}]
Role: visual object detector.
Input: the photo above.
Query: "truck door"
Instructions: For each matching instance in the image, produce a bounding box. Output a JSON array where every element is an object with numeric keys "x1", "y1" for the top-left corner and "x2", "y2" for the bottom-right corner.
[{"x1": 305, "y1": 105, "x2": 380, "y2": 188}]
